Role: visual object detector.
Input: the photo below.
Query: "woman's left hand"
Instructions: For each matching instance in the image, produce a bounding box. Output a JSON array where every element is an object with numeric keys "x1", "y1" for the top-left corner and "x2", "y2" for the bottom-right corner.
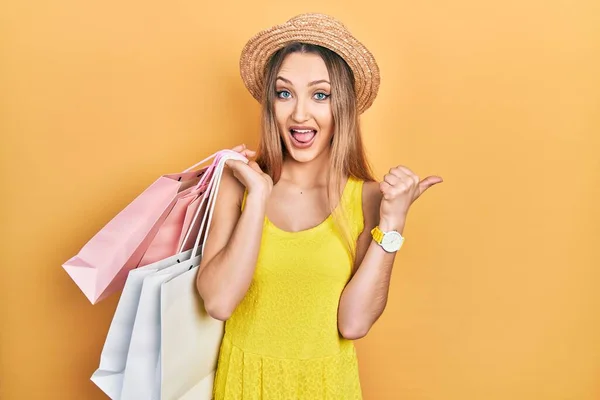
[{"x1": 379, "y1": 165, "x2": 443, "y2": 231}]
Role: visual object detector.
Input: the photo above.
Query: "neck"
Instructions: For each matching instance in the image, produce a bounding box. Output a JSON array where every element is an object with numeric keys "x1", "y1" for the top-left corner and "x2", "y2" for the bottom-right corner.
[{"x1": 279, "y1": 148, "x2": 331, "y2": 189}]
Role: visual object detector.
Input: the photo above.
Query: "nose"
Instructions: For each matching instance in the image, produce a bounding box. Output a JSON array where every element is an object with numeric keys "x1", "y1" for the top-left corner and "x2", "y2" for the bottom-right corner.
[{"x1": 292, "y1": 97, "x2": 310, "y2": 123}]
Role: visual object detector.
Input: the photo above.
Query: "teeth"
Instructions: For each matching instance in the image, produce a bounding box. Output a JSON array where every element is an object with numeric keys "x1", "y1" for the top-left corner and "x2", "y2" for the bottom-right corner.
[{"x1": 291, "y1": 129, "x2": 314, "y2": 133}]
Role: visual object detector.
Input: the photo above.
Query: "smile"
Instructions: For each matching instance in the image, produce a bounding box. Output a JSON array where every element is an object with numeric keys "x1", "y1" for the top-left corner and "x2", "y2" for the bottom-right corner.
[{"x1": 289, "y1": 128, "x2": 317, "y2": 148}]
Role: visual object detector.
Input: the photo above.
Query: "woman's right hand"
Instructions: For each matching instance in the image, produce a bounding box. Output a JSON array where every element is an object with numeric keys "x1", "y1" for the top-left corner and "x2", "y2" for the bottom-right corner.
[{"x1": 227, "y1": 144, "x2": 273, "y2": 199}]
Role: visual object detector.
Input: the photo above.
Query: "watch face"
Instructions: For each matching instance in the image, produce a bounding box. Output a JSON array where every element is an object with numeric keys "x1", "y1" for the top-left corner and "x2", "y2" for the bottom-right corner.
[{"x1": 381, "y1": 231, "x2": 404, "y2": 252}]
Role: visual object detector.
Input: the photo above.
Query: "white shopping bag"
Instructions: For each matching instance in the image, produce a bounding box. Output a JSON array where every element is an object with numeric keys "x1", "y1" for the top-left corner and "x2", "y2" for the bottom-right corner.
[
  {"x1": 90, "y1": 249, "x2": 193, "y2": 399},
  {"x1": 119, "y1": 256, "x2": 199, "y2": 399},
  {"x1": 159, "y1": 258, "x2": 223, "y2": 399}
]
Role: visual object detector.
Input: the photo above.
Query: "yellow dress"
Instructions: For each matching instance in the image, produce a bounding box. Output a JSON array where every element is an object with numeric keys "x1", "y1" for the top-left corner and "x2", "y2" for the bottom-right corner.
[{"x1": 213, "y1": 176, "x2": 365, "y2": 400}]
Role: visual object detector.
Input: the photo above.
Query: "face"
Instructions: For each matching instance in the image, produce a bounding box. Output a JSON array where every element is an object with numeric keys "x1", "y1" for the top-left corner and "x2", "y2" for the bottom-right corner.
[{"x1": 274, "y1": 52, "x2": 334, "y2": 163}]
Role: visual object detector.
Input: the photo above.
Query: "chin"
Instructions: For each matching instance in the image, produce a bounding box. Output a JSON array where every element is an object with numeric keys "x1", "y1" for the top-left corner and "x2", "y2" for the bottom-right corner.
[{"x1": 283, "y1": 141, "x2": 330, "y2": 163}]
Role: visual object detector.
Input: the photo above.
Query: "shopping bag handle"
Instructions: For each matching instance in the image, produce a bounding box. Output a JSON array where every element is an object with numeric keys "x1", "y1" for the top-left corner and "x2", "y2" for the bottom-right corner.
[
  {"x1": 195, "y1": 152, "x2": 246, "y2": 258},
  {"x1": 184, "y1": 151, "x2": 247, "y2": 258},
  {"x1": 182, "y1": 150, "x2": 221, "y2": 173},
  {"x1": 178, "y1": 149, "x2": 245, "y2": 254},
  {"x1": 177, "y1": 150, "x2": 248, "y2": 257},
  {"x1": 183, "y1": 145, "x2": 249, "y2": 173},
  {"x1": 185, "y1": 147, "x2": 244, "y2": 192}
]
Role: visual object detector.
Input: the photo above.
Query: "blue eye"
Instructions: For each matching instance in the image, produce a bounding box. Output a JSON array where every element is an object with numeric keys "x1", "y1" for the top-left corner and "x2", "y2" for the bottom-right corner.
[
  {"x1": 314, "y1": 92, "x2": 330, "y2": 101},
  {"x1": 277, "y1": 90, "x2": 291, "y2": 99}
]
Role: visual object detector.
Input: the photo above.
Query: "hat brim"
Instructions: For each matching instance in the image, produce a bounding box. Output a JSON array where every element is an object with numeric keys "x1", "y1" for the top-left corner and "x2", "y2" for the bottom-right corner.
[{"x1": 239, "y1": 14, "x2": 380, "y2": 114}]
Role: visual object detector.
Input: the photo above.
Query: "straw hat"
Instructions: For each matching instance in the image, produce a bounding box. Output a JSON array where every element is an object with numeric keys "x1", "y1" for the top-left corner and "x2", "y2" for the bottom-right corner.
[{"x1": 239, "y1": 13, "x2": 380, "y2": 114}]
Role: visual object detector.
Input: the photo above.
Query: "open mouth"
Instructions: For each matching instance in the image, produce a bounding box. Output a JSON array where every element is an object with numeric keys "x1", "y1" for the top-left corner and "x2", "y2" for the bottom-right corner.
[{"x1": 289, "y1": 128, "x2": 317, "y2": 147}]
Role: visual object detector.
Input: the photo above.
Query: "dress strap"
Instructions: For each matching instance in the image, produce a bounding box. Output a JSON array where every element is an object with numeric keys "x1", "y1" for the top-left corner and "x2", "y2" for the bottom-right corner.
[{"x1": 241, "y1": 189, "x2": 248, "y2": 212}]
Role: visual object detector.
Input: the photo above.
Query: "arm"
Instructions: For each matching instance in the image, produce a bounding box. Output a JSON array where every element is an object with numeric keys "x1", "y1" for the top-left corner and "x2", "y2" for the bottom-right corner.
[
  {"x1": 337, "y1": 181, "x2": 403, "y2": 339},
  {"x1": 196, "y1": 161, "x2": 271, "y2": 321},
  {"x1": 338, "y1": 167, "x2": 443, "y2": 339}
]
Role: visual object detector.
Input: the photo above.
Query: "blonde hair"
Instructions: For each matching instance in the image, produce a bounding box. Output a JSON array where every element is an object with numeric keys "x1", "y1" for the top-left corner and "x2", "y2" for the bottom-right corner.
[{"x1": 255, "y1": 43, "x2": 376, "y2": 261}]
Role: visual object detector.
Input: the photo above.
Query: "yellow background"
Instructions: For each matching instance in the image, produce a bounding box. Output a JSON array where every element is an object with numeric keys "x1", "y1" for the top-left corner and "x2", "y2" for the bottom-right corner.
[{"x1": 1, "y1": 0, "x2": 599, "y2": 399}]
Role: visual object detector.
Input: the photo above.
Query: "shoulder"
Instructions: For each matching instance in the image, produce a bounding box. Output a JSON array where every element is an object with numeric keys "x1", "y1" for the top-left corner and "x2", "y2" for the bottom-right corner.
[{"x1": 361, "y1": 180, "x2": 382, "y2": 213}]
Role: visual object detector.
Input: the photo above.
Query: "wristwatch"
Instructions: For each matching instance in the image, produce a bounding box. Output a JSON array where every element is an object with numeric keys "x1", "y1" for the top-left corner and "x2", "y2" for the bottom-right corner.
[{"x1": 371, "y1": 226, "x2": 405, "y2": 253}]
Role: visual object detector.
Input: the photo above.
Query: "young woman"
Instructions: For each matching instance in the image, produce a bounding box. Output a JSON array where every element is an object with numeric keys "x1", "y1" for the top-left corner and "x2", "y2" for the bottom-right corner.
[{"x1": 197, "y1": 13, "x2": 443, "y2": 399}]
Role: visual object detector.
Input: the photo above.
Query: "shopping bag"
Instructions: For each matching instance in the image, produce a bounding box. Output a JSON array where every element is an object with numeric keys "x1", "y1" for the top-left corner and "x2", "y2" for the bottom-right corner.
[
  {"x1": 90, "y1": 149, "x2": 242, "y2": 398},
  {"x1": 137, "y1": 188, "x2": 201, "y2": 267},
  {"x1": 119, "y1": 256, "x2": 198, "y2": 399},
  {"x1": 116, "y1": 150, "x2": 246, "y2": 399},
  {"x1": 159, "y1": 152, "x2": 234, "y2": 399},
  {"x1": 137, "y1": 151, "x2": 231, "y2": 267},
  {"x1": 89, "y1": 249, "x2": 194, "y2": 399},
  {"x1": 62, "y1": 152, "x2": 221, "y2": 304},
  {"x1": 177, "y1": 194, "x2": 207, "y2": 253}
]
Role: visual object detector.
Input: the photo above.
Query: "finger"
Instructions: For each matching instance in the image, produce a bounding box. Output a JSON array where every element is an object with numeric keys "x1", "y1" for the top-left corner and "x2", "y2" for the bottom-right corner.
[
  {"x1": 393, "y1": 165, "x2": 415, "y2": 175},
  {"x1": 395, "y1": 166, "x2": 419, "y2": 185},
  {"x1": 383, "y1": 173, "x2": 401, "y2": 186},
  {"x1": 225, "y1": 159, "x2": 244, "y2": 170},
  {"x1": 241, "y1": 149, "x2": 256, "y2": 158},
  {"x1": 226, "y1": 160, "x2": 254, "y2": 184},
  {"x1": 418, "y1": 176, "x2": 444, "y2": 195},
  {"x1": 389, "y1": 166, "x2": 414, "y2": 181},
  {"x1": 248, "y1": 160, "x2": 264, "y2": 174},
  {"x1": 231, "y1": 144, "x2": 246, "y2": 152},
  {"x1": 379, "y1": 181, "x2": 394, "y2": 200},
  {"x1": 386, "y1": 168, "x2": 414, "y2": 190}
]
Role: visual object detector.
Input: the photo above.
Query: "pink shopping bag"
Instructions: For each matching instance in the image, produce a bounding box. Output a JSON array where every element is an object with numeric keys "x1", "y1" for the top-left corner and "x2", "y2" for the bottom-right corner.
[
  {"x1": 62, "y1": 150, "x2": 234, "y2": 304},
  {"x1": 177, "y1": 194, "x2": 208, "y2": 254},
  {"x1": 137, "y1": 187, "x2": 204, "y2": 267}
]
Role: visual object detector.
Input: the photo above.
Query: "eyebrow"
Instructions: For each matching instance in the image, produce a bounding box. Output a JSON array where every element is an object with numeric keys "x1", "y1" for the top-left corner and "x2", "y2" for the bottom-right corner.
[{"x1": 276, "y1": 76, "x2": 331, "y2": 86}]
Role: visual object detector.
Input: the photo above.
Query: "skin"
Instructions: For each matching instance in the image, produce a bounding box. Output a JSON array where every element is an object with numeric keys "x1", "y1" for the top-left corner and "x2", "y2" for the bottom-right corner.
[
  {"x1": 269, "y1": 52, "x2": 339, "y2": 232},
  {"x1": 196, "y1": 52, "x2": 443, "y2": 339}
]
